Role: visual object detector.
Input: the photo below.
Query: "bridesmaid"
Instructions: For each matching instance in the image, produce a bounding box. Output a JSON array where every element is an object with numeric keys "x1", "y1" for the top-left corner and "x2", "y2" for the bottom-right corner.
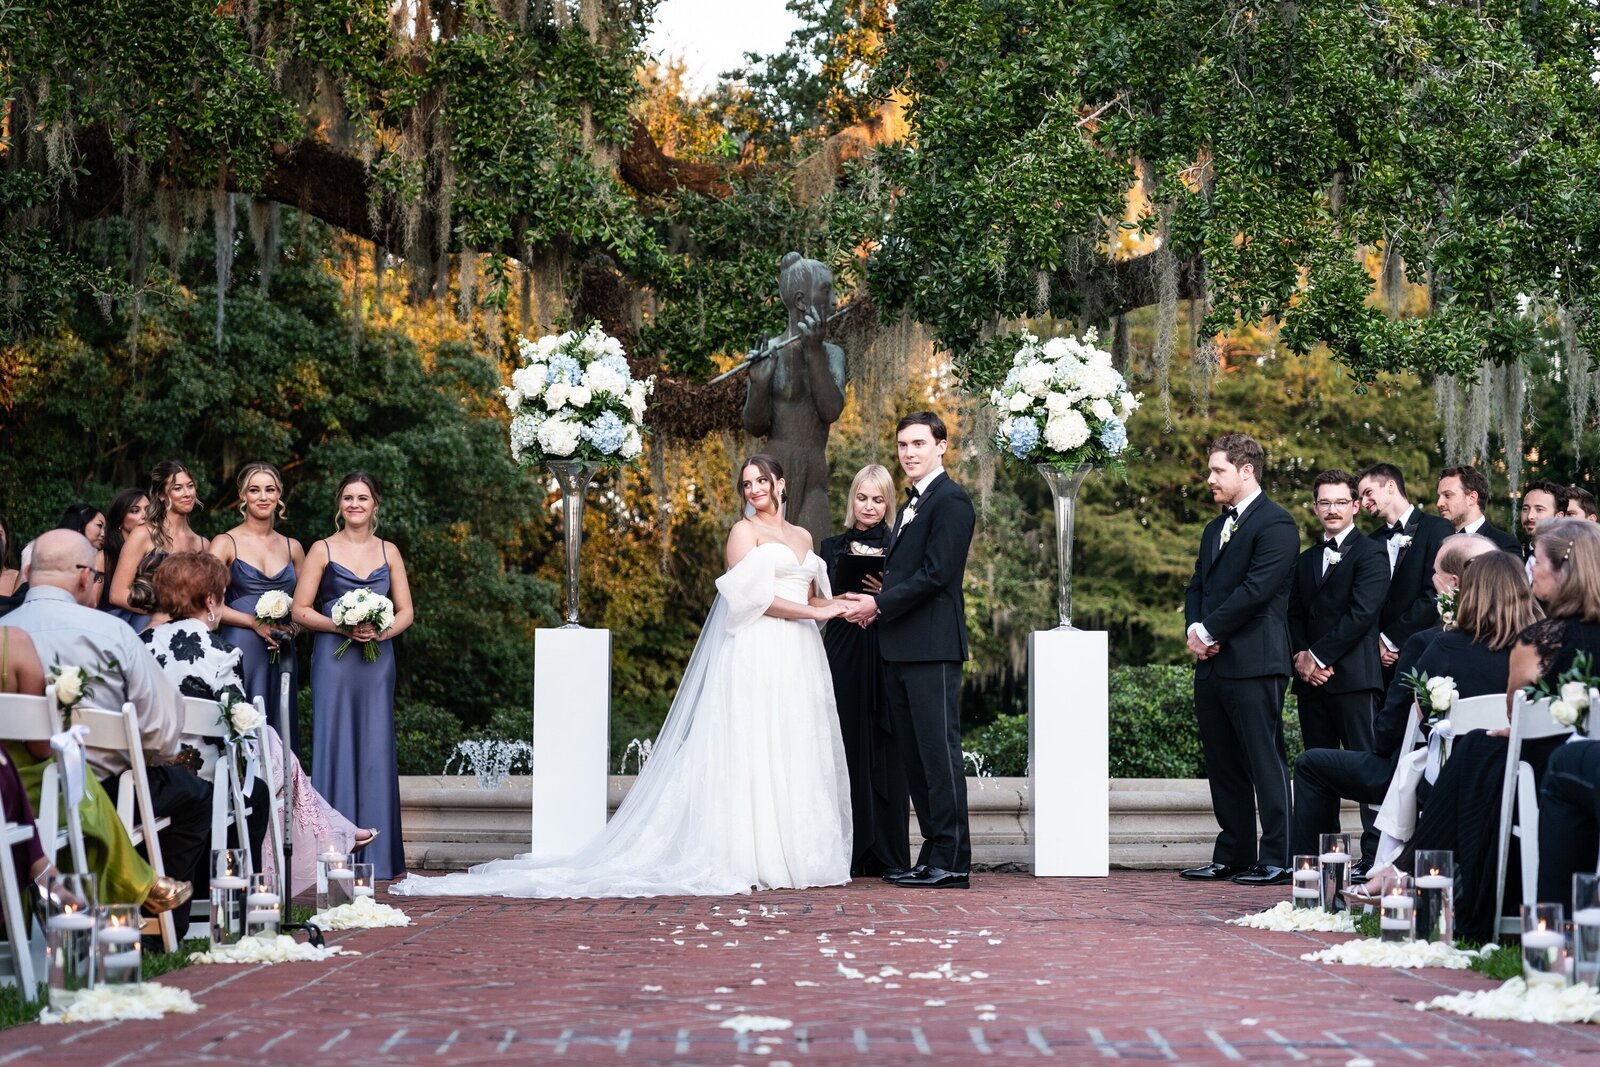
[
  {"x1": 818, "y1": 464, "x2": 911, "y2": 876},
  {"x1": 210, "y1": 462, "x2": 306, "y2": 754},
  {"x1": 100, "y1": 487, "x2": 149, "y2": 619},
  {"x1": 293, "y1": 471, "x2": 414, "y2": 881},
  {"x1": 109, "y1": 460, "x2": 207, "y2": 632}
]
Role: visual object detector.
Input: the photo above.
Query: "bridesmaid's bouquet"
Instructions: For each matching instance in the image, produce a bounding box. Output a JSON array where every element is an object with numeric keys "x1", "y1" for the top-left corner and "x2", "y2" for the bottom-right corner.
[
  {"x1": 330, "y1": 588, "x2": 396, "y2": 663},
  {"x1": 254, "y1": 590, "x2": 294, "y2": 663},
  {"x1": 501, "y1": 322, "x2": 654, "y2": 470}
]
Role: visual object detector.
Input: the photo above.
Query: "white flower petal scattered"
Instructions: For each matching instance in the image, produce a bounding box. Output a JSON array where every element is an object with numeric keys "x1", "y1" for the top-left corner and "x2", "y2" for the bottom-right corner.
[
  {"x1": 1302, "y1": 938, "x2": 1495, "y2": 969},
  {"x1": 720, "y1": 1015, "x2": 793, "y2": 1034},
  {"x1": 40, "y1": 982, "x2": 201, "y2": 1024},
  {"x1": 1226, "y1": 902, "x2": 1359, "y2": 933},
  {"x1": 1419, "y1": 977, "x2": 1600, "y2": 1023},
  {"x1": 188, "y1": 933, "x2": 359, "y2": 965},
  {"x1": 314, "y1": 896, "x2": 413, "y2": 929}
]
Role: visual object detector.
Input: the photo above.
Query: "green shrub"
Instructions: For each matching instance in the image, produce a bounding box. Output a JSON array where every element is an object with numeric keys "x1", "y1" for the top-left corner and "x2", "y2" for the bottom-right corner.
[
  {"x1": 393, "y1": 701, "x2": 468, "y2": 776},
  {"x1": 961, "y1": 665, "x2": 1306, "y2": 778}
]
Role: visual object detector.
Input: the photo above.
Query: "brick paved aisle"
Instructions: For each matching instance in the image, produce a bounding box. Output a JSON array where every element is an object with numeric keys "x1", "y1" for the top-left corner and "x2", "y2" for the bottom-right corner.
[{"x1": 5, "y1": 872, "x2": 1600, "y2": 1065}]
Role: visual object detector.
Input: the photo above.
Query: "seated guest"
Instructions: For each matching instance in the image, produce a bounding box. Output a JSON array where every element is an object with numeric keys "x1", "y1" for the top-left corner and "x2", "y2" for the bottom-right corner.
[
  {"x1": 1566, "y1": 486, "x2": 1598, "y2": 522},
  {"x1": 6, "y1": 530, "x2": 210, "y2": 938},
  {"x1": 0, "y1": 622, "x2": 189, "y2": 918},
  {"x1": 1522, "y1": 522, "x2": 1600, "y2": 905},
  {"x1": 1436, "y1": 465, "x2": 1520, "y2": 550},
  {"x1": 0, "y1": 625, "x2": 53, "y2": 913},
  {"x1": 1291, "y1": 535, "x2": 1499, "y2": 874},
  {"x1": 1403, "y1": 547, "x2": 1567, "y2": 942},
  {"x1": 143, "y1": 552, "x2": 370, "y2": 893}
]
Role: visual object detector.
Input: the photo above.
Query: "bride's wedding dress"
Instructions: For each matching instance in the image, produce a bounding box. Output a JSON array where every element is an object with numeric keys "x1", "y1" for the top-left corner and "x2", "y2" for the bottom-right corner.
[{"x1": 390, "y1": 542, "x2": 853, "y2": 898}]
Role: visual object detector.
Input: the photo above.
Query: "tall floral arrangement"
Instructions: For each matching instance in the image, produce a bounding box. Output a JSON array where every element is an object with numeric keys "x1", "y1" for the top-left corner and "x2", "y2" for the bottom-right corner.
[
  {"x1": 503, "y1": 323, "x2": 653, "y2": 469},
  {"x1": 989, "y1": 329, "x2": 1140, "y2": 470}
]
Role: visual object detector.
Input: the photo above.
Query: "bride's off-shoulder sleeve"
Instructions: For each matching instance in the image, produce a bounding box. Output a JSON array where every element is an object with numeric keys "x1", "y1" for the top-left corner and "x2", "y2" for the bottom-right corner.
[{"x1": 715, "y1": 548, "x2": 778, "y2": 632}]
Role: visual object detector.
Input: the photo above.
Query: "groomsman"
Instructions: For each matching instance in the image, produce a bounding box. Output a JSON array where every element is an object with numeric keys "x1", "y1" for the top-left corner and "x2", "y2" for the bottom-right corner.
[
  {"x1": 1181, "y1": 434, "x2": 1300, "y2": 886},
  {"x1": 1287, "y1": 470, "x2": 1390, "y2": 753},
  {"x1": 1356, "y1": 463, "x2": 1453, "y2": 688},
  {"x1": 1520, "y1": 481, "x2": 1569, "y2": 580},
  {"x1": 843, "y1": 412, "x2": 976, "y2": 889},
  {"x1": 1566, "y1": 486, "x2": 1598, "y2": 521},
  {"x1": 1436, "y1": 465, "x2": 1519, "y2": 550}
]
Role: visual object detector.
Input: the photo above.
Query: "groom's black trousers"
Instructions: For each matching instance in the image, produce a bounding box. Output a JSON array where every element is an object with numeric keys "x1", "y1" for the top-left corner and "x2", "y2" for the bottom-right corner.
[{"x1": 884, "y1": 660, "x2": 970, "y2": 872}]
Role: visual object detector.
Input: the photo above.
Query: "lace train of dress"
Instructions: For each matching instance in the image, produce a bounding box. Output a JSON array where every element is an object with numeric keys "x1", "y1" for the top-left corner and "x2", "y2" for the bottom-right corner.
[{"x1": 390, "y1": 543, "x2": 853, "y2": 898}]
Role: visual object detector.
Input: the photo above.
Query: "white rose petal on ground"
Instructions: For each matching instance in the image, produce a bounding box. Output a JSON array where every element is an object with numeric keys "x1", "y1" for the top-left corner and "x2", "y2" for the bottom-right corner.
[
  {"x1": 720, "y1": 1015, "x2": 793, "y2": 1035},
  {"x1": 1227, "y1": 902, "x2": 1359, "y2": 933}
]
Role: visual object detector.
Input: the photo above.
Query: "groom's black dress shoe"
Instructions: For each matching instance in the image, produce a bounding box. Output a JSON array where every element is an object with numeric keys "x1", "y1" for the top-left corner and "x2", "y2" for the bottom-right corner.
[
  {"x1": 1178, "y1": 862, "x2": 1245, "y2": 881},
  {"x1": 1232, "y1": 865, "x2": 1291, "y2": 886},
  {"x1": 889, "y1": 867, "x2": 969, "y2": 889},
  {"x1": 882, "y1": 865, "x2": 925, "y2": 883}
]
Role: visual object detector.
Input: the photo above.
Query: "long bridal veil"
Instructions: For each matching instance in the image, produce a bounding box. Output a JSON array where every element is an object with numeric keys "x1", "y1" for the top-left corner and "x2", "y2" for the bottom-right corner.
[{"x1": 390, "y1": 546, "x2": 849, "y2": 899}]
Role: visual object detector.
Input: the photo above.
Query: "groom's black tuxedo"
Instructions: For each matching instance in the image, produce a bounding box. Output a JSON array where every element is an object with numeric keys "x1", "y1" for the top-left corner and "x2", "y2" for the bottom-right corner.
[
  {"x1": 1184, "y1": 492, "x2": 1299, "y2": 869},
  {"x1": 877, "y1": 469, "x2": 975, "y2": 873},
  {"x1": 1286, "y1": 527, "x2": 1389, "y2": 751}
]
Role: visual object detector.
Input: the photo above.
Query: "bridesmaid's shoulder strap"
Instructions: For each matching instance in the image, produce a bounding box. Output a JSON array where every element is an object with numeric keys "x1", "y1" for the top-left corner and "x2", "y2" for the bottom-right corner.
[
  {"x1": 322, "y1": 540, "x2": 333, "y2": 563},
  {"x1": 381, "y1": 540, "x2": 389, "y2": 564},
  {"x1": 224, "y1": 532, "x2": 238, "y2": 555}
]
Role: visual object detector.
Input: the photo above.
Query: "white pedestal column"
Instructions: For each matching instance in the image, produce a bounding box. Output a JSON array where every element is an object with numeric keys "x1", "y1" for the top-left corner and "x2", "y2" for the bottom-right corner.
[
  {"x1": 1029, "y1": 628, "x2": 1109, "y2": 876},
  {"x1": 531, "y1": 627, "x2": 612, "y2": 854}
]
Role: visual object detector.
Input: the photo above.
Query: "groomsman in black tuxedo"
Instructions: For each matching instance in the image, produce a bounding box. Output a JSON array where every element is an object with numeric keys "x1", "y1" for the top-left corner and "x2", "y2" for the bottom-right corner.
[
  {"x1": 842, "y1": 412, "x2": 975, "y2": 890},
  {"x1": 1289, "y1": 534, "x2": 1496, "y2": 864},
  {"x1": 1566, "y1": 486, "x2": 1598, "y2": 521},
  {"x1": 1287, "y1": 470, "x2": 1390, "y2": 753},
  {"x1": 1356, "y1": 463, "x2": 1454, "y2": 689},
  {"x1": 1180, "y1": 434, "x2": 1300, "y2": 886},
  {"x1": 1519, "y1": 480, "x2": 1568, "y2": 581},
  {"x1": 1436, "y1": 465, "x2": 1520, "y2": 551}
]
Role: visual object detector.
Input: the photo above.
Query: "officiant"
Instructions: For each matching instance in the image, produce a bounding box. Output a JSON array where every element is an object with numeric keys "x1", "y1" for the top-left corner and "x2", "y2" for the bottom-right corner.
[{"x1": 819, "y1": 464, "x2": 910, "y2": 876}]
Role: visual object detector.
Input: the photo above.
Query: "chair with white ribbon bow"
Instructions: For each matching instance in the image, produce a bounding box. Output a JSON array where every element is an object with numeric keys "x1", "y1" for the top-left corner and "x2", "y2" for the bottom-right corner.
[
  {"x1": 1495, "y1": 692, "x2": 1575, "y2": 935},
  {"x1": 182, "y1": 697, "x2": 261, "y2": 919}
]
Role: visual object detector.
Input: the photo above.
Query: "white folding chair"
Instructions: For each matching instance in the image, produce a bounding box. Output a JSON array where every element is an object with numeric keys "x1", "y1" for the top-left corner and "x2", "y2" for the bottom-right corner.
[
  {"x1": 0, "y1": 692, "x2": 88, "y2": 874},
  {"x1": 1443, "y1": 693, "x2": 1510, "y2": 759},
  {"x1": 1495, "y1": 692, "x2": 1575, "y2": 935},
  {"x1": 73, "y1": 702, "x2": 178, "y2": 952}
]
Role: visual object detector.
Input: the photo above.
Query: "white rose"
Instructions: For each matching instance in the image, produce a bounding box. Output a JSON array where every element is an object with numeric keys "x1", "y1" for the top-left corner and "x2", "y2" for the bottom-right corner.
[
  {"x1": 1119, "y1": 391, "x2": 1141, "y2": 417},
  {"x1": 1426, "y1": 677, "x2": 1455, "y2": 712},
  {"x1": 1552, "y1": 700, "x2": 1581, "y2": 727},
  {"x1": 1090, "y1": 397, "x2": 1114, "y2": 422},
  {"x1": 543, "y1": 381, "x2": 571, "y2": 410},
  {"x1": 1561, "y1": 681, "x2": 1588, "y2": 706},
  {"x1": 1044, "y1": 410, "x2": 1091, "y2": 451},
  {"x1": 566, "y1": 385, "x2": 593, "y2": 409},
  {"x1": 1086, "y1": 348, "x2": 1114, "y2": 369},
  {"x1": 53, "y1": 668, "x2": 84, "y2": 707},
  {"x1": 1041, "y1": 337, "x2": 1073, "y2": 360},
  {"x1": 229, "y1": 701, "x2": 264, "y2": 735},
  {"x1": 511, "y1": 365, "x2": 545, "y2": 397},
  {"x1": 620, "y1": 426, "x2": 642, "y2": 459},
  {"x1": 582, "y1": 364, "x2": 626, "y2": 398},
  {"x1": 1007, "y1": 391, "x2": 1034, "y2": 412}
]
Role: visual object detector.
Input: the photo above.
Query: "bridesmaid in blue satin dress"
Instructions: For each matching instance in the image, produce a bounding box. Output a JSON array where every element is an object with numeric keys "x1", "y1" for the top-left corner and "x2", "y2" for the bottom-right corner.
[
  {"x1": 210, "y1": 462, "x2": 306, "y2": 753},
  {"x1": 292, "y1": 471, "x2": 414, "y2": 881}
]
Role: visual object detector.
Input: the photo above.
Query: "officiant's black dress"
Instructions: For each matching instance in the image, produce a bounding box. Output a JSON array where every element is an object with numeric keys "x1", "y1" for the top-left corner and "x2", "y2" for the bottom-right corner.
[{"x1": 820, "y1": 521, "x2": 910, "y2": 875}]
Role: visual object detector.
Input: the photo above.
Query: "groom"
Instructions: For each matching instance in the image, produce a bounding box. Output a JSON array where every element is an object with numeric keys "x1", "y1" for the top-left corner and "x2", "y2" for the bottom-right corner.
[{"x1": 843, "y1": 411, "x2": 976, "y2": 889}]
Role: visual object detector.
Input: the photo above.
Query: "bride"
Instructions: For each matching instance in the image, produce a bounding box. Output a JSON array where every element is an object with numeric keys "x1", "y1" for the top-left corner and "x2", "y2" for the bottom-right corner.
[{"x1": 391, "y1": 454, "x2": 854, "y2": 898}]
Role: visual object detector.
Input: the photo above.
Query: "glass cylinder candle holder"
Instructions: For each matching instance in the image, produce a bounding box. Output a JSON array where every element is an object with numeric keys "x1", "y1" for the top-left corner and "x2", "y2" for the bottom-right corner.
[
  {"x1": 44, "y1": 872, "x2": 97, "y2": 1010},
  {"x1": 1290, "y1": 854, "x2": 1321, "y2": 909},
  {"x1": 1522, "y1": 903, "x2": 1569, "y2": 988},
  {"x1": 1573, "y1": 873, "x2": 1600, "y2": 988},
  {"x1": 316, "y1": 842, "x2": 348, "y2": 913},
  {"x1": 1379, "y1": 873, "x2": 1415, "y2": 942},
  {"x1": 245, "y1": 872, "x2": 281, "y2": 939},
  {"x1": 94, "y1": 903, "x2": 142, "y2": 990},
  {"x1": 351, "y1": 862, "x2": 376, "y2": 903},
  {"x1": 1413, "y1": 849, "x2": 1455, "y2": 943},
  {"x1": 210, "y1": 848, "x2": 252, "y2": 949},
  {"x1": 1318, "y1": 833, "x2": 1352, "y2": 912},
  {"x1": 324, "y1": 855, "x2": 355, "y2": 909}
]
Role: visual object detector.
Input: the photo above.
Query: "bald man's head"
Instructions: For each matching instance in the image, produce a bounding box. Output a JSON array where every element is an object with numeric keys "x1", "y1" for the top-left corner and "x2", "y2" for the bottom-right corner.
[
  {"x1": 1434, "y1": 532, "x2": 1497, "y2": 595},
  {"x1": 28, "y1": 529, "x2": 97, "y2": 603}
]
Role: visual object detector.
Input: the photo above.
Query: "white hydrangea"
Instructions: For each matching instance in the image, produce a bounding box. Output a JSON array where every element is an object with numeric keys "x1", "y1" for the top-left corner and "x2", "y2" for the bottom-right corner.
[
  {"x1": 583, "y1": 363, "x2": 628, "y2": 398},
  {"x1": 1078, "y1": 364, "x2": 1124, "y2": 399},
  {"x1": 1041, "y1": 337, "x2": 1074, "y2": 360},
  {"x1": 1044, "y1": 410, "x2": 1090, "y2": 451},
  {"x1": 1044, "y1": 391, "x2": 1071, "y2": 416},
  {"x1": 620, "y1": 426, "x2": 643, "y2": 459},
  {"x1": 501, "y1": 387, "x2": 522, "y2": 413},
  {"x1": 1018, "y1": 362, "x2": 1054, "y2": 397},
  {"x1": 1119, "y1": 391, "x2": 1141, "y2": 417},
  {"x1": 1090, "y1": 397, "x2": 1115, "y2": 422},
  {"x1": 511, "y1": 364, "x2": 545, "y2": 397},
  {"x1": 538, "y1": 416, "x2": 582, "y2": 457}
]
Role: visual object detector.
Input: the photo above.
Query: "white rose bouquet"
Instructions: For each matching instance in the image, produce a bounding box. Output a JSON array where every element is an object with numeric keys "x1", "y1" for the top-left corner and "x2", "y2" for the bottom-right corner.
[
  {"x1": 988, "y1": 328, "x2": 1140, "y2": 471},
  {"x1": 222, "y1": 697, "x2": 265, "y2": 745},
  {"x1": 502, "y1": 322, "x2": 654, "y2": 470},
  {"x1": 329, "y1": 588, "x2": 397, "y2": 663},
  {"x1": 254, "y1": 590, "x2": 295, "y2": 663},
  {"x1": 1401, "y1": 668, "x2": 1458, "y2": 727},
  {"x1": 1525, "y1": 650, "x2": 1598, "y2": 733}
]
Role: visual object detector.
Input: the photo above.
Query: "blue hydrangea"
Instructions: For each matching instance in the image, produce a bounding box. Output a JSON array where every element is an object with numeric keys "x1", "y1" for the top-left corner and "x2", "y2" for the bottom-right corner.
[
  {"x1": 582, "y1": 410, "x2": 629, "y2": 455},
  {"x1": 597, "y1": 354, "x2": 631, "y2": 380},
  {"x1": 1007, "y1": 417, "x2": 1041, "y2": 459},
  {"x1": 548, "y1": 353, "x2": 582, "y2": 385},
  {"x1": 1001, "y1": 367, "x2": 1022, "y2": 393},
  {"x1": 1099, "y1": 418, "x2": 1128, "y2": 454}
]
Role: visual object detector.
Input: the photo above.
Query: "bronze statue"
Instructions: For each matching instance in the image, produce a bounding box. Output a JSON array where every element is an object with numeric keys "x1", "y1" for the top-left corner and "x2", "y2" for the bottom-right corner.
[{"x1": 742, "y1": 252, "x2": 848, "y2": 545}]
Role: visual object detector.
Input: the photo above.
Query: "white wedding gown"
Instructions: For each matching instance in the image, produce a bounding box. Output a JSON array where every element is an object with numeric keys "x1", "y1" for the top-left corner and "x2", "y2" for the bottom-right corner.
[{"x1": 390, "y1": 542, "x2": 853, "y2": 898}]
